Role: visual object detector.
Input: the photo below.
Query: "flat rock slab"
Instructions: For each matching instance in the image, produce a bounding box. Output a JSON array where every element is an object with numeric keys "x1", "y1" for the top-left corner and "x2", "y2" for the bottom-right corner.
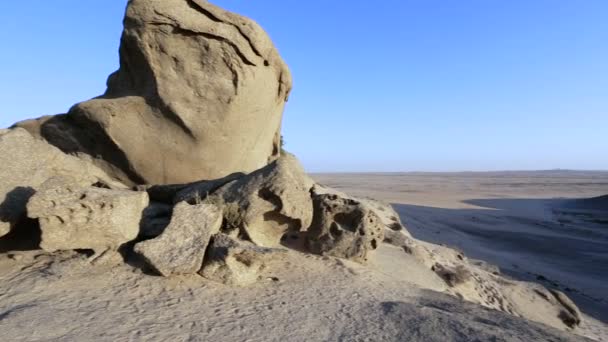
[
  {"x1": 135, "y1": 202, "x2": 222, "y2": 276},
  {"x1": 27, "y1": 177, "x2": 148, "y2": 253}
]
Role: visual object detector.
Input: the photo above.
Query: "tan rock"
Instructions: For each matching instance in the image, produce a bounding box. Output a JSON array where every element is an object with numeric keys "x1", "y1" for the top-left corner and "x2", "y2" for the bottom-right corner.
[
  {"x1": 27, "y1": 177, "x2": 148, "y2": 253},
  {"x1": 307, "y1": 193, "x2": 384, "y2": 263},
  {"x1": 200, "y1": 233, "x2": 284, "y2": 286},
  {"x1": 134, "y1": 202, "x2": 222, "y2": 276},
  {"x1": 17, "y1": 0, "x2": 292, "y2": 186},
  {"x1": 0, "y1": 128, "x2": 123, "y2": 239},
  {"x1": 209, "y1": 153, "x2": 314, "y2": 247}
]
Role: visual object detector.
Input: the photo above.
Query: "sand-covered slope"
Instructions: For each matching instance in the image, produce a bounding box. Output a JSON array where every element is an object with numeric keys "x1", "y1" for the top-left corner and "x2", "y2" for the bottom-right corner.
[{"x1": 0, "y1": 248, "x2": 591, "y2": 342}]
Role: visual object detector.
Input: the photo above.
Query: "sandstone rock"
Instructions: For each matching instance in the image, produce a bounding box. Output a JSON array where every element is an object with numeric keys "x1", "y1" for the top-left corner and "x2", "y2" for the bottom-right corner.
[
  {"x1": 312, "y1": 184, "x2": 409, "y2": 237},
  {"x1": 307, "y1": 193, "x2": 384, "y2": 262},
  {"x1": 134, "y1": 202, "x2": 222, "y2": 276},
  {"x1": 200, "y1": 233, "x2": 284, "y2": 286},
  {"x1": 16, "y1": 0, "x2": 292, "y2": 186},
  {"x1": 209, "y1": 154, "x2": 314, "y2": 247},
  {"x1": 0, "y1": 128, "x2": 123, "y2": 239},
  {"x1": 27, "y1": 177, "x2": 148, "y2": 253}
]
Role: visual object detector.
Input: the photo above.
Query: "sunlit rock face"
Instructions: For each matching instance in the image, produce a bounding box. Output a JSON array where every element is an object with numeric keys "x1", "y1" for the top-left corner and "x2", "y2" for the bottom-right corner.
[{"x1": 16, "y1": 0, "x2": 292, "y2": 186}]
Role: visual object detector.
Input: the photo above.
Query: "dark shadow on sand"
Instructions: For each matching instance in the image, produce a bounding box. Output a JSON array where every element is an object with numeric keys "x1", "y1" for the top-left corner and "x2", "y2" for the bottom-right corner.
[{"x1": 392, "y1": 196, "x2": 608, "y2": 322}]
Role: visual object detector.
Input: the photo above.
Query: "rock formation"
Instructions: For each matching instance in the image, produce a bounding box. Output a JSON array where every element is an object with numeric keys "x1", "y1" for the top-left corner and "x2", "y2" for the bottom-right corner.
[
  {"x1": 27, "y1": 177, "x2": 148, "y2": 254},
  {"x1": 200, "y1": 233, "x2": 285, "y2": 286},
  {"x1": 307, "y1": 193, "x2": 384, "y2": 262},
  {"x1": 0, "y1": 128, "x2": 123, "y2": 239},
  {"x1": 15, "y1": 0, "x2": 292, "y2": 186},
  {"x1": 0, "y1": 0, "x2": 585, "y2": 335},
  {"x1": 134, "y1": 202, "x2": 222, "y2": 276}
]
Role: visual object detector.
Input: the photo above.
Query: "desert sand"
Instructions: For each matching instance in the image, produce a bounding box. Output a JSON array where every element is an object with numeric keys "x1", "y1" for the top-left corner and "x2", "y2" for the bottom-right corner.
[{"x1": 315, "y1": 170, "x2": 608, "y2": 340}]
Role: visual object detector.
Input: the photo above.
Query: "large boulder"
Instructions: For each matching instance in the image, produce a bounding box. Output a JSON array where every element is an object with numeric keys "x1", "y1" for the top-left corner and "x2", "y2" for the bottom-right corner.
[
  {"x1": 27, "y1": 177, "x2": 148, "y2": 253},
  {"x1": 307, "y1": 193, "x2": 385, "y2": 263},
  {"x1": 134, "y1": 202, "x2": 222, "y2": 276},
  {"x1": 15, "y1": 0, "x2": 292, "y2": 186},
  {"x1": 0, "y1": 129, "x2": 122, "y2": 239},
  {"x1": 204, "y1": 154, "x2": 315, "y2": 247}
]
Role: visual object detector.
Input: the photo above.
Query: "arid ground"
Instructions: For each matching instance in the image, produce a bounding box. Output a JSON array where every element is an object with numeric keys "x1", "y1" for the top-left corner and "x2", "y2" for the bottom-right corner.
[{"x1": 314, "y1": 171, "x2": 608, "y2": 325}]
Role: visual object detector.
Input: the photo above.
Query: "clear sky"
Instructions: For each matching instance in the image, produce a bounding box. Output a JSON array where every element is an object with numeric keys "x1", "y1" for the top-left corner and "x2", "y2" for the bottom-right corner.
[{"x1": 1, "y1": 1, "x2": 606, "y2": 172}]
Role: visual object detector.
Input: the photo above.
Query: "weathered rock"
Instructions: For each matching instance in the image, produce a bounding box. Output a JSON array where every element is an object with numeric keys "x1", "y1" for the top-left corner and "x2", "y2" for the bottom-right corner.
[
  {"x1": 134, "y1": 202, "x2": 222, "y2": 276},
  {"x1": 307, "y1": 193, "x2": 384, "y2": 262},
  {"x1": 27, "y1": 177, "x2": 148, "y2": 253},
  {"x1": 208, "y1": 153, "x2": 314, "y2": 247},
  {"x1": 16, "y1": 0, "x2": 292, "y2": 186},
  {"x1": 0, "y1": 128, "x2": 123, "y2": 239},
  {"x1": 312, "y1": 184, "x2": 410, "y2": 236},
  {"x1": 200, "y1": 233, "x2": 284, "y2": 286}
]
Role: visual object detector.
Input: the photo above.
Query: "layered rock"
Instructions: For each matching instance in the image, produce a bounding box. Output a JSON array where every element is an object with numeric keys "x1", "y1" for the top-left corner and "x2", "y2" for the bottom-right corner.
[
  {"x1": 27, "y1": 177, "x2": 148, "y2": 253},
  {"x1": 134, "y1": 202, "x2": 222, "y2": 276},
  {"x1": 15, "y1": 0, "x2": 292, "y2": 186},
  {"x1": 0, "y1": 129, "x2": 122, "y2": 239}
]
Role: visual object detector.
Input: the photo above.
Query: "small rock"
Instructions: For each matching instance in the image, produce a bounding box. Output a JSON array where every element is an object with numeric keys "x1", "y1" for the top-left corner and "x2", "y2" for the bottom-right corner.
[
  {"x1": 200, "y1": 233, "x2": 284, "y2": 286},
  {"x1": 134, "y1": 202, "x2": 222, "y2": 276},
  {"x1": 307, "y1": 193, "x2": 384, "y2": 263}
]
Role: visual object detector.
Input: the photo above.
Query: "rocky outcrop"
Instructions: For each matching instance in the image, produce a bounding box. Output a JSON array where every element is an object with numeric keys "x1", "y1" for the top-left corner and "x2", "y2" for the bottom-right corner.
[
  {"x1": 206, "y1": 154, "x2": 314, "y2": 247},
  {"x1": 385, "y1": 235, "x2": 584, "y2": 331},
  {"x1": 0, "y1": 129, "x2": 123, "y2": 239},
  {"x1": 307, "y1": 193, "x2": 384, "y2": 262},
  {"x1": 15, "y1": 0, "x2": 292, "y2": 186},
  {"x1": 27, "y1": 177, "x2": 148, "y2": 253},
  {"x1": 134, "y1": 202, "x2": 222, "y2": 276},
  {"x1": 200, "y1": 233, "x2": 284, "y2": 286}
]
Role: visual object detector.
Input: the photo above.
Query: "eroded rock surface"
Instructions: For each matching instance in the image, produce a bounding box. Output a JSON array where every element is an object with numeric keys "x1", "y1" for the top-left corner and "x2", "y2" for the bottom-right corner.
[
  {"x1": 15, "y1": 0, "x2": 292, "y2": 186},
  {"x1": 0, "y1": 129, "x2": 122, "y2": 239},
  {"x1": 27, "y1": 177, "x2": 148, "y2": 253},
  {"x1": 134, "y1": 202, "x2": 222, "y2": 276},
  {"x1": 307, "y1": 193, "x2": 384, "y2": 262},
  {"x1": 207, "y1": 154, "x2": 314, "y2": 247},
  {"x1": 200, "y1": 233, "x2": 284, "y2": 286}
]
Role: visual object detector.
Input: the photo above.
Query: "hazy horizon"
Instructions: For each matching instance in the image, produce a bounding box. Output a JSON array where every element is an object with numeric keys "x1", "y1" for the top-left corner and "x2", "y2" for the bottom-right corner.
[{"x1": 1, "y1": 1, "x2": 607, "y2": 172}]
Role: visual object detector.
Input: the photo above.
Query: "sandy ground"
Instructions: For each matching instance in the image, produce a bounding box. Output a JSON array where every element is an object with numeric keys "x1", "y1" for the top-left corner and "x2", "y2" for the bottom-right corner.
[
  {"x1": 0, "y1": 246, "x2": 593, "y2": 342},
  {"x1": 314, "y1": 171, "x2": 608, "y2": 325},
  {"x1": 1, "y1": 170, "x2": 606, "y2": 341}
]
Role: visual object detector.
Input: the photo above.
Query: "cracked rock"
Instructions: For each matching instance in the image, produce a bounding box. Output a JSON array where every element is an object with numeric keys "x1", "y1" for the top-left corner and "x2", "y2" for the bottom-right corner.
[{"x1": 134, "y1": 202, "x2": 222, "y2": 276}]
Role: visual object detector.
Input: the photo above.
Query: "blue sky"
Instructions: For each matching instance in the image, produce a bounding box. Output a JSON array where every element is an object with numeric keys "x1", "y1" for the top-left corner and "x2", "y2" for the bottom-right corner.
[{"x1": 1, "y1": 1, "x2": 606, "y2": 172}]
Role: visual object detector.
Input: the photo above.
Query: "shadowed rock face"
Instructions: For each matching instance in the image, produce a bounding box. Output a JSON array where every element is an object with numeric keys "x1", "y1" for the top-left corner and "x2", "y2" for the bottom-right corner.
[{"x1": 16, "y1": 0, "x2": 292, "y2": 186}]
